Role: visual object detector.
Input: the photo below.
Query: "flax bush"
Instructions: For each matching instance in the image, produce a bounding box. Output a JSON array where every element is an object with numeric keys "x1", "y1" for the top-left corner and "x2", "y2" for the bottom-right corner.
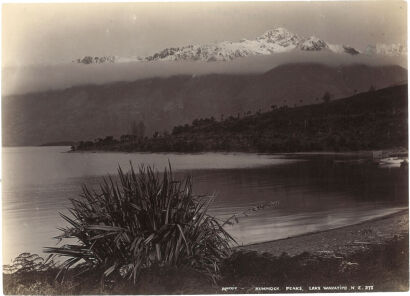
[{"x1": 45, "y1": 164, "x2": 234, "y2": 284}]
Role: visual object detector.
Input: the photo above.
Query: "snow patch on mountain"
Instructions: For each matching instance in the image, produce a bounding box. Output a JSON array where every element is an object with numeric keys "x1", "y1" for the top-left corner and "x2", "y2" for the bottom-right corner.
[
  {"x1": 256, "y1": 27, "x2": 300, "y2": 47},
  {"x1": 74, "y1": 56, "x2": 117, "y2": 64},
  {"x1": 299, "y1": 36, "x2": 328, "y2": 51}
]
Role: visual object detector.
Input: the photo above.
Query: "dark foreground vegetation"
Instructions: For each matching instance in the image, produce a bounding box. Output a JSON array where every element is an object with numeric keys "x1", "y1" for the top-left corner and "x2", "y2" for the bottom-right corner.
[
  {"x1": 4, "y1": 234, "x2": 408, "y2": 294},
  {"x1": 72, "y1": 84, "x2": 408, "y2": 153},
  {"x1": 48, "y1": 165, "x2": 233, "y2": 281}
]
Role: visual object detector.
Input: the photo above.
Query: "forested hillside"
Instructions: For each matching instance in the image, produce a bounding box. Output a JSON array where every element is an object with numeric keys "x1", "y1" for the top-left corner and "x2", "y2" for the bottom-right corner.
[{"x1": 73, "y1": 84, "x2": 408, "y2": 153}]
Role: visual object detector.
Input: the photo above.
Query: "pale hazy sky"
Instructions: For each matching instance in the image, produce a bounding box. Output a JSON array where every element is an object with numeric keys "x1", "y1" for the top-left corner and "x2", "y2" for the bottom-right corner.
[{"x1": 2, "y1": 1, "x2": 407, "y2": 67}]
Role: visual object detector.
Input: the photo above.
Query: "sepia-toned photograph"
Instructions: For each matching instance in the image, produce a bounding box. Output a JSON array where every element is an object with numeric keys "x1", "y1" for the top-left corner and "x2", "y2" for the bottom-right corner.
[{"x1": 2, "y1": 1, "x2": 408, "y2": 294}]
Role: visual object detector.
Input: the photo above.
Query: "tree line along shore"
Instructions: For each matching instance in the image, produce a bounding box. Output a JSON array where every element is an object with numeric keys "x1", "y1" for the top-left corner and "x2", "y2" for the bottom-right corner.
[{"x1": 71, "y1": 84, "x2": 408, "y2": 153}]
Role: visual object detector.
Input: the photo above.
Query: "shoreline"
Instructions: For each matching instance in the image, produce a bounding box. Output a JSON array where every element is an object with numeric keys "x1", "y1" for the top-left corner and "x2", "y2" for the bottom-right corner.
[
  {"x1": 67, "y1": 147, "x2": 406, "y2": 156},
  {"x1": 240, "y1": 209, "x2": 409, "y2": 257}
]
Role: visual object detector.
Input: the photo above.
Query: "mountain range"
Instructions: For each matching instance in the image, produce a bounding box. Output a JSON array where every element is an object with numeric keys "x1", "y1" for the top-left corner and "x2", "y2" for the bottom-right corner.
[
  {"x1": 3, "y1": 63, "x2": 407, "y2": 146},
  {"x1": 73, "y1": 27, "x2": 407, "y2": 64}
]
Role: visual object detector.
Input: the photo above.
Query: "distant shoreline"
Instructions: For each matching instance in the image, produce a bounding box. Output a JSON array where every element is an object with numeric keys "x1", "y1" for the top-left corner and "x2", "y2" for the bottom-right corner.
[
  {"x1": 66, "y1": 146, "x2": 404, "y2": 154},
  {"x1": 4, "y1": 145, "x2": 406, "y2": 161}
]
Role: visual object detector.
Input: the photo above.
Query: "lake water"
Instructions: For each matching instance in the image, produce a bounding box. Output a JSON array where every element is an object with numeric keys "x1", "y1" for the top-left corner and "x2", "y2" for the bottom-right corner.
[{"x1": 2, "y1": 146, "x2": 408, "y2": 263}]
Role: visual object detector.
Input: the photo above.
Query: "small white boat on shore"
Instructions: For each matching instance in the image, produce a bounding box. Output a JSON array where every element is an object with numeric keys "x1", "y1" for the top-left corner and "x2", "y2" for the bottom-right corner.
[{"x1": 378, "y1": 157, "x2": 408, "y2": 168}]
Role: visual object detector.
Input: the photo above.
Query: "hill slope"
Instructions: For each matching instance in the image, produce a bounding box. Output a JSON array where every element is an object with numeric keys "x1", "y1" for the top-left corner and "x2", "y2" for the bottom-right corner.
[
  {"x1": 2, "y1": 63, "x2": 407, "y2": 146},
  {"x1": 74, "y1": 85, "x2": 408, "y2": 153}
]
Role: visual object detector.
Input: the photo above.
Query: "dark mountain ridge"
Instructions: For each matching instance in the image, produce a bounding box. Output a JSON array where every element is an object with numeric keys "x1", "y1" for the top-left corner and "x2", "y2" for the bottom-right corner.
[{"x1": 2, "y1": 63, "x2": 407, "y2": 146}]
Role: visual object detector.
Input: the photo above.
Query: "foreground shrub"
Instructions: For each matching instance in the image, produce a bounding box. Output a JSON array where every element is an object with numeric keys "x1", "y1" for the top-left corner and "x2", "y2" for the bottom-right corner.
[
  {"x1": 45, "y1": 164, "x2": 234, "y2": 284},
  {"x1": 3, "y1": 253, "x2": 55, "y2": 275}
]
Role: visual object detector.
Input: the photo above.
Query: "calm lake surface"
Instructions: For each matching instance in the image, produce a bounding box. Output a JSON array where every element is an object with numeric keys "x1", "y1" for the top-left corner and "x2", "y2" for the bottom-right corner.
[{"x1": 2, "y1": 146, "x2": 408, "y2": 263}]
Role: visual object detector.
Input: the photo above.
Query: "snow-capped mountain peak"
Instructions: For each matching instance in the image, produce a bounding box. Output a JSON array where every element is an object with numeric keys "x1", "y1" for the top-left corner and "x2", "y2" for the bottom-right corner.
[
  {"x1": 256, "y1": 27, "x2": 300, "y2": 46},
  {"x1": 74, "y1": 56, "x2": 117, "y2": 64},
  {"x1": 299, "y1": 36, "x2": 328, "y2": 51},
  {"x1": 73, "y1": 27, "x2": 405, "y2": 64}
]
